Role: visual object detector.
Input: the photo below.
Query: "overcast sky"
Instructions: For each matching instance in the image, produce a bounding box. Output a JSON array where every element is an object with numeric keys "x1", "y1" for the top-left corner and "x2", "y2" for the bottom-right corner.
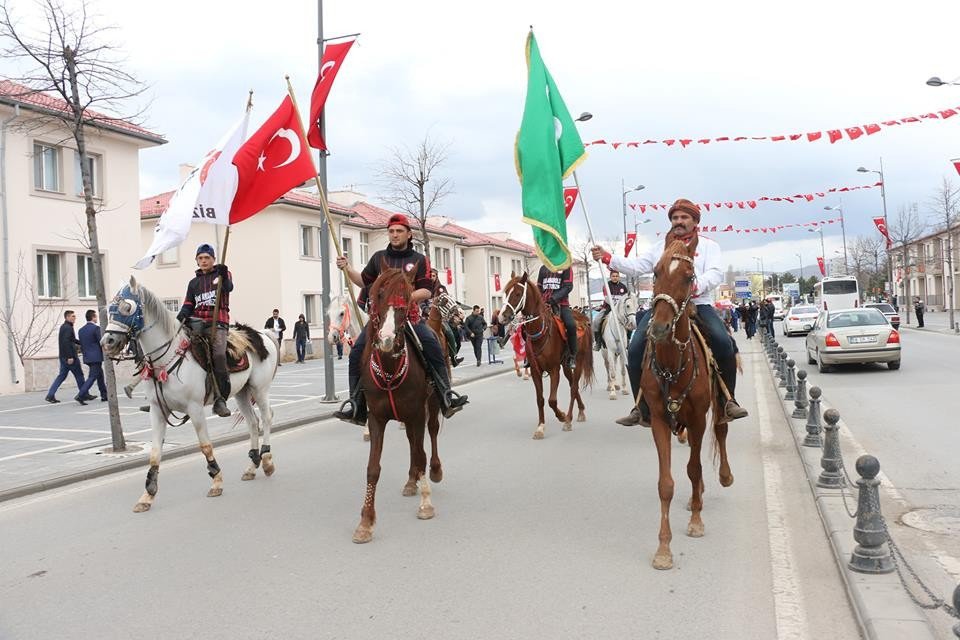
[{"x1": 10, "y1": 0, "x2": 960, "y2": 276}]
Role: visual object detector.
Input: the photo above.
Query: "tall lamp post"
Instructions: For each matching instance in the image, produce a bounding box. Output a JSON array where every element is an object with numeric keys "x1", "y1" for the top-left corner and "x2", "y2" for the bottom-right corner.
[
  {"x1": 621, "y1": 180, "x2": 645, "y2": 251},
  {"x1": 752, "y1": 256, "x2": 765, "y2": 298},
  {"x1": 795, "y1": 252, "x2": 803, "y2": 301},
  {"x1": 858, "y1": 161, "x2": 894, "y2": 303},
  {"x1": 824, "y1": 203, "x2": 848, "y2": 274},
  {"x1": 808, "y1": 227, "x2": 827, "y2": 277}
]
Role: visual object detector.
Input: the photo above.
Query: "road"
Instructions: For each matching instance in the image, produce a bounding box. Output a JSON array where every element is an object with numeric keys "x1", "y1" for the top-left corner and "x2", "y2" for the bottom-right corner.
[
  {"x1": 0, "y1": 340, "x2": 861, "y2": 640},
  {"x1": 773, "y1": 320, "x2": 960, "y2": 635}
]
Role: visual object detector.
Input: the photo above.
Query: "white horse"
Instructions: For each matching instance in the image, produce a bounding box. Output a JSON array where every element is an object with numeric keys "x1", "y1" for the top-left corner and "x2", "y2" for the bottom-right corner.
[
  {"x1": 100, "y1": 276, "x2": 279, "y2": 513},
  {"x1": 599, "y1": 293, "x2": 639, "y2": 400},
  {"x1": 326, "y1": 294, "x2": 363, "y2": 351}
]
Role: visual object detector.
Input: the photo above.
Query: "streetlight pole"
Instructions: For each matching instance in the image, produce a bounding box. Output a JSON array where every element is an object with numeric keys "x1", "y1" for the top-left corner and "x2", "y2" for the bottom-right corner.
[
  {"x1": 824, "y1": 202, "x2": 848, "y2": 274},
  {"x1": 858, "y1": 160, "x2": 894, "y2": 303},
  {"x1": 621, "y1": 180, "x2": 644, "y2": 253},
  {"x1": 753, "y1": 256, "x2": 765, "y2": 298},
  {"x1": 796, "y1": 252, "x2": 803, "y2": 300},
  {"x1": 808, "y1": 227, "x2": 827, "y2": 277}
]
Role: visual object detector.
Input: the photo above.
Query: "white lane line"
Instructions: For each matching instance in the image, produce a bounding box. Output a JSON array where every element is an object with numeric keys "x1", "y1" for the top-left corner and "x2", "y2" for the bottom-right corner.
[
  {"x1": 0, "y1": 426, "x2": 111, "y2": 434},
  {"x1": 0, "y1": 436, "x2": 79, "y2": 444},
  {"x1": 754, "y1": 351, "x2": 810, "y2": 640},
  {"x1": 0, "y1": 442, "x2": 86, "y2": 462},
  {"x1": 0, "y1": 403, "x2": 73, "y2": 414}
]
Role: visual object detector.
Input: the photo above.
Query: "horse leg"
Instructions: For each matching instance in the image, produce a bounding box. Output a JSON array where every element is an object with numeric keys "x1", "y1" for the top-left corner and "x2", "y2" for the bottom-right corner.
[
  {"x1": 560, "y1": 366, "x2": 576, "y2": 430},
  {"x1": 547, "y1": 370, "x2": 568, "y2": 428},
  {"x1": 403, "y1": 413, "x2": 419, "y2": 497},
  {"x1": 685, "y1": 420, "x2": 706, "y2": 538},
  {"x1": 236, "y1": 388, "x2": 261, "y2": 481},
  {"x1": 354, "y1": 414, "x2": 385, "y2": 544},
  {"x1": 190, "y1": 409, "x2": 225, "y2": 498},
  {"x1": 253, "y1": 386, "x2": 275, "y2": 476},
  {"x1": 619, "y1": 349, "x2": 630, "y2": 395},
  {"x1": 603, "y1": 349, "x2": 616, "y2": 400},
  {"x1": 411, "y1": 418, "x2": 434, "y2": 520},
  {"x1": 427, "y1": 396, "x2": 443, "y2": 483},
  {"x1": 133, "y1": 406, "x2": 168, "y2": 512},
  {"x1": 715, "y1": 420, "x2": 734, "y2": 487},
  {"x1": 651, "y1": 419, "x2": 675, "y2": 570},
  {"x1": 532, "y1": 368, "x2": 546, "y2": 439}
]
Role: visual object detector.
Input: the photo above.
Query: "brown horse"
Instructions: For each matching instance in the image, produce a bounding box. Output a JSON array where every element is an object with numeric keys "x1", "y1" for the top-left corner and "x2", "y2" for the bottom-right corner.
[
  {"x1": 643, "y1": 239, "x2": 734, "y2": 570},
  {"x1": 499, "y1": 272, "x2": 594, "y2": 439},
  {"x1": 353, "y1": 267, "x2": 443, "y2": 544}
]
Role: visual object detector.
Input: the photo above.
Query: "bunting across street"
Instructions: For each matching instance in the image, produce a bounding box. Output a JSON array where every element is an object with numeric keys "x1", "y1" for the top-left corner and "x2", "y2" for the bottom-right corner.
[{"x1": 629, "y1": 182, "x2": 883, "y2": 214}]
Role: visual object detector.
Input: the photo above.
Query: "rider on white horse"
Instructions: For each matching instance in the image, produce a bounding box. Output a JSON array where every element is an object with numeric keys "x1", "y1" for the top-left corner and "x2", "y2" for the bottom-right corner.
[
  {"x1": 592, "y1": 269, "x2": 630, "y2": 351},
  {"x1": 176, "y1": 243, "x2": 233, "y2": 417},
  {"x1": 427, "y1": 267, "x2": 464, "y2": 367}
]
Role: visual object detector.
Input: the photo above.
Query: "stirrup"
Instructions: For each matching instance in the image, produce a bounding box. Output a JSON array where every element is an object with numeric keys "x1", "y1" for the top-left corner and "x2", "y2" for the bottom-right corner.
[
  {"x1": 724, "y1": 399, "x2": 749, "y2": 421},
  {"x1": 334, "y1": 397, "x2": 366, "y2": 425},
  {"x1": 441, "y1": 390, "x2": 468, "y2": 418}
]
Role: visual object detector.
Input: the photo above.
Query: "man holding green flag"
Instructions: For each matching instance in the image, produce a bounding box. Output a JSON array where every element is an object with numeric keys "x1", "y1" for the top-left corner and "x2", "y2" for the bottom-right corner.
[{"x1": 516, "y1": 30, "x2": 587, "y2": 271}]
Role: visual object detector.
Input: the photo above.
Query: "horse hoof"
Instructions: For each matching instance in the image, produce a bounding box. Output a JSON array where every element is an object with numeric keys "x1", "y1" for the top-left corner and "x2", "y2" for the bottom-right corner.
[
  {"x1": 241, "y1": 470, "x2": 256, "y2": 481},
  {"x1": 608, "y1": 393, "x2": 616, "y2": 400},
  {"x1": 417, "y1": 505, "x2": 435, "y2": 520},
  {"x1": 652, "y1": 552, "x2": 674, "y2": 570},
  {"x1": 562, "y1": 422, "x2": 572, "y2": 432},
  {"x1": 621, "y1": 389, "x2": 630, "y2": 396},
  {"x1": 429, "y1": 468, "x2": 443, "y2": 483},
  {"x1": 687, "y1": 522, "x2": 705, "y2": 538},
  {"x1": 207, "y1": 487, "x2": 223, "y2": 498},
  {"x1": 362, "y1": 431, "x2": 370, "y2": 442},
  {"x1": 532, "y1": 429, "x2": 544, "y2": 440},
  {"x1": 133, "y1": 502, "x2": 151, "y2": 513},
  {"x1": 720, "y1": 473, "x2": 734, "y2": 487},
  {"x1": 577, "y1": 412, "x2": 586, "y2": 422},
  {"x1": 262, "y1": 455, "x2": 275, "y2": 476},
  {"x1": 352, "y1": 526, "x2": 373, "y2": 544},
  {"x1": 402, "y1": 482, "x2": 417, "y2": 497}
]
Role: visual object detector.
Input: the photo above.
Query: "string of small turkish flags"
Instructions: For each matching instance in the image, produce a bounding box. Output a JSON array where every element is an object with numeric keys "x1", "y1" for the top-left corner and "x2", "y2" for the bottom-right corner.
[
  {"x1": 656, "y1": 218, "x2": 841, "y2": 236},
  {"x1": 586, "y1": 106, "x2": 960, "y2": 149},
  {"x1": 630, "y1": 182, "x2": 881, "y2": 214}
]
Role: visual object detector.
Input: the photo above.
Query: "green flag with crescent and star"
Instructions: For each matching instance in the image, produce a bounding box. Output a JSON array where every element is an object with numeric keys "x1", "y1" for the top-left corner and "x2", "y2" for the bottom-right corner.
[{"x1": 515, "y1": 31, "x2": 587, "y2": 271}]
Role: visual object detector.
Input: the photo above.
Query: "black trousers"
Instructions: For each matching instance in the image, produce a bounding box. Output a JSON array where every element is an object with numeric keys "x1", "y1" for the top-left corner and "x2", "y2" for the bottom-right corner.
[
  {"x1": 557, "y1": 305, "x2": 577, "y2": 356},
  {"x1": 470, "y1": 336, "x2": 483, "y2": 362},
  {"x1": 349, "y1": 320, "x2": 450, "y2": 394}
]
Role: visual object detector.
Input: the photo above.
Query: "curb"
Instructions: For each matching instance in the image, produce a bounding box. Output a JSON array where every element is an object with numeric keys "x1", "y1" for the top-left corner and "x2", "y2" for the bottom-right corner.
[
  {"x1": 761, "y1": 348, "x2": 938, "y2": 640},
  {"x1": 0, "y1": 366, "x2": 513, "y2": 504},
  {"x1": 899, "y1": 324, "x2": 958, "y2": 336}
]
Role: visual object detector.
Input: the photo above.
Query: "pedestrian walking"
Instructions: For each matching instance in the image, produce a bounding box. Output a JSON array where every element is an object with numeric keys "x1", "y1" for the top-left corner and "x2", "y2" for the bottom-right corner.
[
  {"x1": 487, "y1": 309, "x2": 504, "y2": 364},
  {"x1": 914, "y1": 296, "x2": 925, "y2": 327},
  {"x1": 45, "y1": 310, "x2": 86, "y2": 403},
  {"x1": 730, "y1": 304, "x2": 740, "y2": 332},
  {"x1": 74, "y1": 309, "x2": 107, "y2": 405},
  {"x1": 464, "y1": 305, "x2": 487, "y2": 366},
  {"x1": 293, "y1": 313, "x2": 310, "y2": 363},
  {"x1": 264, "y1": 309, "x2": 286, "y2": 365}
]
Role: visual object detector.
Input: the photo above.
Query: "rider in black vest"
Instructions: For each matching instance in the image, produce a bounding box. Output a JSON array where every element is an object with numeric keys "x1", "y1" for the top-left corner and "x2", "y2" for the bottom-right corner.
[
  {"x1": 333, "y1": 214, "x2": 469, "y2": 425},
  {"x1": 592, "y1": 269, "x2": 630, "y2": 350},
  {"x1": 537, "y1": 264, "x2": 578, "y2": 371}
]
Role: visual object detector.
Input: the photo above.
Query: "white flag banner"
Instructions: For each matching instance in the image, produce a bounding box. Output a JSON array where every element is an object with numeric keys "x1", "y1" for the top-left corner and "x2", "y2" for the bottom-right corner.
[{"x1": 134, "y1": 111, "x2": 250, "y2": 269}]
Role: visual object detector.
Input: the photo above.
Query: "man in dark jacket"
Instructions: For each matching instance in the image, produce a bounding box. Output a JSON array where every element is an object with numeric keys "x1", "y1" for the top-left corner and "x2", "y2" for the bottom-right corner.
[
  {"x1": 293, "y1": 314, "x2": 311, "y2": 362},
  {"x1": 592, "y1": 269, "x2": 630, "y2": 350},
  {"x1": 538, "y1": 264, "x2": 578, "y2": 370},
  {"x1": 176, "y1": 243, "x2": 233, "y2": 417},
  {"x1": 264, "y1": 309, "x2": 286, "y2": 365},
  {"x1": 464, "y1": 305, "x2": 487, "y2": 366},
  {"x1": 45, "y1": 310, "x2": 87, "y2": 403},
  {"x1": 74, "y1": 309, "x2": 107, "y2": 405}
]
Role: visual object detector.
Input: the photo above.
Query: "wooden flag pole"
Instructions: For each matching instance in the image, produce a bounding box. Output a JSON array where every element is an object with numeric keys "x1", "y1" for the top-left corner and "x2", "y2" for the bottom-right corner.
[
  {"x1": 572, "y1": 171, "x2": 613, "y2": 309},
  {"x1": 284, "y1": 76, "x2": 364, "y2": 328}
]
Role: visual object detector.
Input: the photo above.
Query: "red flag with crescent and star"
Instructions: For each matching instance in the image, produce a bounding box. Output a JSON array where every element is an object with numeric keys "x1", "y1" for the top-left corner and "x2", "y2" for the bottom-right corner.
[
  {"x1": 307, "y1": 39, "x2": 355, "y2": 150},
  {"x1": 563, "y1": 186, "x2": 579, "y2": 218},
  {"x1": 230, "y1": 96, "x2": 316, "y2": 224},
  {"x1": 494, "y1": 273, "x2": 501, "y2": 291},
  {"x1": 816, "y1": 256, "x2": 826, "y2": 276},
  {"x1": 624, "y1": 232, "x2": 637, "y2": 257},
  {"x1": 952, "y1": 158, "x2": 960, "y2": 177},
  {"x1": 873, "y1": 216, "x2": 892, "y2": 249},
  {"x1": 446, "y1": 268, "x2": 453, "y2": 285}
]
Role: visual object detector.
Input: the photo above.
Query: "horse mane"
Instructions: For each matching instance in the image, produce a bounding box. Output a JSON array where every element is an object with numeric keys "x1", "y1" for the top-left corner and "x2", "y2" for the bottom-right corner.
[
  {"x1": 368, "y1": 268, "x2": 413, "y2": 309},
  {"x1": 136, "y1": 283, "x2": 179, "y2": 336}
]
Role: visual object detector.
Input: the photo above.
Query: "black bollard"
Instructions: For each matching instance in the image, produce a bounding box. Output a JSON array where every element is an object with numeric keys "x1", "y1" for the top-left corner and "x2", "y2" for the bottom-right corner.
[
  {"x1": 817, "y1": 408, "x2": 845, "y2": 488},
  {"x1": 848, "y1": 454, "x2": 895, "y2": 574},
  {"x1": 778, "y1": 351, "x2": 788, "y2": 387},
  {"x1": 784, "y1": 359, "x2": 797, "y2": 401},
  {"x1": 769, "y1": 341, "x2": 778, "y2": 364},
  {"x1": 775, "y1": 346, "x2": 784, "y2": 371},
  {"x1": 792, "y1": 369, "x2": 809, "y2": 419},
  {"x1": 803, "y1": 386, "x2": 822, "y2": 447},
  {"x1": 953, "y1": 584, "x2": 960, "y2": 638}
]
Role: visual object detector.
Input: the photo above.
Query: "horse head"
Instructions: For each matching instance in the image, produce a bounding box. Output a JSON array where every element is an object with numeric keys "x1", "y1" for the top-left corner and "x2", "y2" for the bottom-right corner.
[
  {"x1": 101, "y1": 275, "x2": 145, "y2": 356},
  {"x1": 326, "y1": 295, "x2": 348, "y2": 345},
  {"x1": 648, "y1": 239, "x2": 697, "y2": 343},
  {"x1": 619, "y1": 293, "x2": 639, "y2": 332},
  {"x1": 499, "y1": 271, "x2": 538, "y2": 323},
  {"x1": 368, "y1": 267, "x2": 414, "y2": 353}
]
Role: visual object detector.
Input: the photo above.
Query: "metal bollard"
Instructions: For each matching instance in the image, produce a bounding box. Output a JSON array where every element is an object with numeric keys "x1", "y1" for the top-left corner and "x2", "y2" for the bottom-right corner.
[
  {"x1": 953, "y1": 584, "x2": 960, "y2": 638},
  {"x1": 817, "y1": 408, "x2": 845, "y2": 488},
  {"x1": 792, "y1": 369, "x2": 809, "y2": 419},
  {"x1": 778, "y1": 351, "x2": 788, "y2": 387},
  {"x1": 848, "y1": 454, "x2": 895, "y2": 574},
  {"x1": 784, "y1": 359, "x2": 797, "y2": 401},
  {"x1": 773, "y1": 345, "x2": 783, "y2": 369},
  {"x1": 803, "y1": 386, "x2": 822, "y2": 447},
  {"x1": 768, "y1": 339, "x2": 777, "y2": 362}
]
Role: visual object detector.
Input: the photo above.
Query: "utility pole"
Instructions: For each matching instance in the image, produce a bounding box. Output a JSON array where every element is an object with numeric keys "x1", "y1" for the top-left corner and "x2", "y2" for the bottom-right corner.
[{"x1": 317, "y1": 0, "x2": 336, "y2": 402}]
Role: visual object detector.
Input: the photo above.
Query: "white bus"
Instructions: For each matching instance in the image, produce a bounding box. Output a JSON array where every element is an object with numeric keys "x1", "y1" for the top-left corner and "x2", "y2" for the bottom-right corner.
[{"x1": 813, "y1": 276, "x2": 860, "y2": 311}]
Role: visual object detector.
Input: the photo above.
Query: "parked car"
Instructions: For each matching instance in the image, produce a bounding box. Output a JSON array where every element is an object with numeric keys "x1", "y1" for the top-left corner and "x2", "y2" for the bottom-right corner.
[
  {"x1": 805, "y1": 308, "x2": 901, "y2": 372},
  {"x1": 782, "y1": 304, "x2": 820, "y2": 336},
  {"x1": 863, "y1": 302, "x2": 900, "y2": 329}
]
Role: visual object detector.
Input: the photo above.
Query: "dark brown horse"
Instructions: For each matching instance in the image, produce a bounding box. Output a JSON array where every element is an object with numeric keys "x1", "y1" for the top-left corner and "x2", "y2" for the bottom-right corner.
[
  {"x1": 643, "y1": 239, "x2": 734, "y2": 570},
  {"x1": 353, "y1": 268, "x2": 443, "y2": 544},
  {"x1": 499, "y1": 272, "x2": 594, "y2": 439}
]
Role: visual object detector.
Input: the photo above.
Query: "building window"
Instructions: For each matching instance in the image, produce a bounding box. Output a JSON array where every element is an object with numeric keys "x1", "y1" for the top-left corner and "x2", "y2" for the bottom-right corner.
[
  {"x1": 489, "y1": 255, "x2": 502, "y2": 275},
  {"x1": 36, "y1": 252, "x2": 62, "y2": 298},
  {"x1": 77, "y1": 254, "x2": 96, "y2": 298},
  {"x1": 491, "y1": 295, "x2": 503, "y2": 313},
  {"x1": 359, "y1": 232, "x2": 369, "y2": 263},
  {"x1": 511, "y1": 258, "x2": 523, "y2": 276},
  {"x1": 434, "y1": 247, "x2": 442, "y2": 268},
  {"x1": 303, "y1": 294, "x2": 318, "y2": 325},
  {"x1": 439, "y1": 248, "x2": 451, "y2": 270},
  {"x1": 341, "y1": 237, "x2": 353, "y2": 289},
  {"x1": 158, "y1": 246, "x2": 179, "y2": 266},
  {"x1": 461, "y1": 251, "x2": 465, "y2": 275},
  {"x1": 33, "y1": 143, "x2": 60, "y2": 192},
  {"x1": 74, "y1": 151, "x2": 99, "y2": 197},
  {"x1": 163, "y1": 298, "x2": 181, "y2": 313},
  {"x1": 300, "y1": 224, "x2": 319, "y2": 257}
]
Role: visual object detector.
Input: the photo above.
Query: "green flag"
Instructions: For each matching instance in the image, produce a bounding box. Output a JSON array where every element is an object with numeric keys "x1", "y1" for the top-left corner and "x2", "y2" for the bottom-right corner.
[{"x1": 515, "y1": 31, "x2": 587, "y2": 271}]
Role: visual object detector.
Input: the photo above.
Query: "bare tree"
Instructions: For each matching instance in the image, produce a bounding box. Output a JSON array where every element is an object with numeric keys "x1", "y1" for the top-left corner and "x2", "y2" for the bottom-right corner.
[
  {"x1": 888, "y1": 203, "x2": 926, "y2": 323},
  {"x1": 0, "y1": 0, "x2": 150, "y2": 451},
  {"x1": 569, "y1": 237, "x2": 595, "y2": 306},
  {"x1": 0, "y1": 253, "x2": 66, "y2": 365},
  {"x1": 377, "y1": 134, "x2": 453, "y2": 260},
  {"x1": 849, "y1": 235, "x2": 884, "y2": 297},
  {"x1": 926, "y1": 176, "x2": 960, "y2": 329}
]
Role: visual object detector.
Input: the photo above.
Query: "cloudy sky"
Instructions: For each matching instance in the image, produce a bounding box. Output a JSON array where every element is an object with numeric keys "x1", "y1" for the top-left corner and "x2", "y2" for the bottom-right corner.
[{"x1": 9, "y1": 0, "x2": 960, "y2": 276}]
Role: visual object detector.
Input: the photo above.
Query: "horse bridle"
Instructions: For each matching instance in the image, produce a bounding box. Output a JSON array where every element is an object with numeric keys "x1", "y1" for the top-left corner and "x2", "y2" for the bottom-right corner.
[{"x1": 648, "y1": 254, "x2": 696, "y2": 351}]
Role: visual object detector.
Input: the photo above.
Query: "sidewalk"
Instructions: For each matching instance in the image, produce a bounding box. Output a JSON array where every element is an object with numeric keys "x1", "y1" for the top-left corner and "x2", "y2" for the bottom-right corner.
[
  {"x1": 898, "y1": 309, "x2": 960, "y2": 336},
  {"x1": 0, "y1": 346, "x2": 512, "y2": 502}
]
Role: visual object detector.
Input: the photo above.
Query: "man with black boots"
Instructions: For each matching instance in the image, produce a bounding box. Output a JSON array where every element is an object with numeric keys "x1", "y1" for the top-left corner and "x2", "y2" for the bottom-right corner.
[
  {"x1": 176, "y1": 243, "x2": 233, "y2": 418},
  {"x1": 332, "y1": 214, "x2": 468, "y2": 425},
  {"x1": 537, "y1": 263, "x2": 578, "y2": 371},
  {"x1": 592, "y1": 198, "x2": 748, "y2": 427},
  {"x1": 591, "y1": 269, "x2": 630, "y2": 350}
]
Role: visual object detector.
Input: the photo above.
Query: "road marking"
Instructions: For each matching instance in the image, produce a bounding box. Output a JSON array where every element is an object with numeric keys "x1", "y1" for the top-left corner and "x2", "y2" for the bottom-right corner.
[
  {"x1": 0, "y1": 426, "x2": 112, "y2": 434},
  {"x1": 753, "y1": 350, "x2": 810, "y2": 640},
  {"x1": 0, "y1": 441, "x2": 86, "y2": 462},
  {"x1": 0, "y1": 436, "x2": 78, "y2": 444}
]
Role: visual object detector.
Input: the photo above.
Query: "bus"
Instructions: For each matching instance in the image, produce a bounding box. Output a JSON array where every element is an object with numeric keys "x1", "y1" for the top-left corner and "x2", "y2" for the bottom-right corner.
[{"x1": 813, "y1": 276, "x2": 860, "y2": 311}]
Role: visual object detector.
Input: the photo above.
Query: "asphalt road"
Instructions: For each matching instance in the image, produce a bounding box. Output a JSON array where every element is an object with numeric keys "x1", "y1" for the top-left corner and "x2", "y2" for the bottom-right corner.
[{"x1": 0, "y1": 340, "x2": 861, "y2": 640}]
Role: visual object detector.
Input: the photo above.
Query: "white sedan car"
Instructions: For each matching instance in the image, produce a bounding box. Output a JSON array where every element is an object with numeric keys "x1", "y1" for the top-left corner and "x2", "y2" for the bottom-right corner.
[{"x1": 782, "y1": 304, "x2": 820, "y2": 336}]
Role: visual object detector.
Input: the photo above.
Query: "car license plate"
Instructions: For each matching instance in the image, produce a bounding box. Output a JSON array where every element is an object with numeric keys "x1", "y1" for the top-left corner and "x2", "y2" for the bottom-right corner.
[
  {"x1": 849, "y1": 336, "x2": 876, "y2": 344},
  {"x1": 802, "y1": 324, "x2": 812, "y2": 330}
]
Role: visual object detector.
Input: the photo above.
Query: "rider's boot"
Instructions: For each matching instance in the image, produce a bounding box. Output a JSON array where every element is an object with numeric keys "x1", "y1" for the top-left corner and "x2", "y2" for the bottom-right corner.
[
  {"x1": 715, "y1": 355, "x2": 748, "y2": 424},
  {"x1": 593, "y1": 328, "x2": 603, "y2": 351},
  {"x1": 616, "y1": 397, "x2": 652, "y2": 427},
  {"x1": 333, "y1": 372, "x2": 367, "y2": 426},
  {"x1": 566, "y1": 323, "x2": 579, "y2": 371},
  {"x1": 212, "y1": 372, "x2": 231, "y2": 418}
]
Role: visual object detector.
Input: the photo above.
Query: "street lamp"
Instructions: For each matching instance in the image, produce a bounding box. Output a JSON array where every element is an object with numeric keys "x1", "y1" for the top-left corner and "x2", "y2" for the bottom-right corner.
[
  {"x1": 575, "y1": 112, "x2": 593, "y2": 122},
  {"x1": 824, "y1": 203, "x2": 848, "y2": 274},
  {"x1": 752, "y1": 256, "x2": 765, "y2": 298},
  {"x1": 621, "y1": 180, "x2": 645, "y2": 251},
  {"x1": 857, "y1": 161, "x2": 894, "y2": 303},
  {"x1": 926, "y1": 76, "x2": 960, "y2": 87},
  {"x1": 807, "y1": 227, "x2": 827, "y2": 277},
  {"x1": 795, "y1": 252, "x2": 803, "y2": 300}
]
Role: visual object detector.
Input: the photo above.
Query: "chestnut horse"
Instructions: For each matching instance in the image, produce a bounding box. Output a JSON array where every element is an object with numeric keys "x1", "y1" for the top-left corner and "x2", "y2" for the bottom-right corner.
[
  {"x1": 643, "y1": 239, "x2": 734, "y2": 570},
  {"x1": 499, "y1": 272, "x2": 593, "y2": 439},
  {"x1": 353, "y1": 268, "x2": 443, "y2": 544}
]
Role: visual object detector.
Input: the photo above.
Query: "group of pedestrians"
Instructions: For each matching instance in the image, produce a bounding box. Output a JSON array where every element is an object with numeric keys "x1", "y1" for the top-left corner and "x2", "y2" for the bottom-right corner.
[
  {"x1": 45, "y1": 309, "x2": 107, "y2": 405},
  {"x1": 729, "y1": 299, "x2": 777, "y2": 339}
]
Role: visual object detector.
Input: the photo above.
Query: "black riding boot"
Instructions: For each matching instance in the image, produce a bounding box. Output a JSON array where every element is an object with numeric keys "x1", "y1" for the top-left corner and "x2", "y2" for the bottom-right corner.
[
  {"x1": 333, "y1": 372, "x2": 367, "y2": 426},
  {"x1": 213, "y1": 372, "x2": 231, "y2": 417},
  {"x1": 594, "y1": 328, "x2": 603, "y2": 351},
  {"x1": 716, "y1": 354, "x2": 748, "y2": 423}
]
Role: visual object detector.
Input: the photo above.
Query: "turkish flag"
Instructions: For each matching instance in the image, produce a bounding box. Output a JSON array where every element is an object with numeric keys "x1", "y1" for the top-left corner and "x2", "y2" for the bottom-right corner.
[
  {"x1": 873, "y1": 216, "x2": 893, "y2": 249},
  {"x1": 230, "y1": 96, "x2": 317, "y2": 224},
  {"x1": 817, "y1": 256, "x2": 826, "y2": 276},
  {"x1": 951, "y1": 157, "x2": 960, "y2": 177},
  {"x1": 494, "y1": 273, "x2": 501, "y2": 291},
  {"x1": 624, "y1": 232, "x2": 637, "y2": 257},
  {"x1": 563, "y1": 186, "x2": 579, "y2": 218},
  {"x1": 307, "y1": 39, "x2": 355, "y2": 150},
  {"x1": 446, "y1": 267, "x2": 453, "y2": 285}
]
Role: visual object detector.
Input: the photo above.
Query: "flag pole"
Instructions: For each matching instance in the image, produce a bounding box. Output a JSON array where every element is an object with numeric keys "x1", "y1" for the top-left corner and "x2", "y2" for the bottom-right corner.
[
  {"x1": 284, "y1": 76, "x2": 364, "y2": 329},
  {"x1": 572, "y1": 171, "x2": 613, "y2": 308}
]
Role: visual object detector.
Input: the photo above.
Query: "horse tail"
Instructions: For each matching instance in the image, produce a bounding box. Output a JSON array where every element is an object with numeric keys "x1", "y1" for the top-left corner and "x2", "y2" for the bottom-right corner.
[{"x1": 578, "y1": 332, "x2": 594, "y2": 390}]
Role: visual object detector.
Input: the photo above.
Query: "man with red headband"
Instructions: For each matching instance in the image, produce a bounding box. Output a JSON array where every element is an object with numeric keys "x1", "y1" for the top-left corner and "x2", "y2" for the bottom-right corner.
[
  {"x1": 333, "y1": 213, "x2": 468, "y2": 424},
  {"x1": 591, "y1": 199, "x2": 748, "y2": 426}
]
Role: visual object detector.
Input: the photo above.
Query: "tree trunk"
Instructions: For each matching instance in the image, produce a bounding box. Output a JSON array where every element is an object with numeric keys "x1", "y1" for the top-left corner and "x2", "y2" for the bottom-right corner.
[
  {"x1": 418, "y1": 181, "x2": 430, "y2": 260},
  {"x1": 65, "y1": 47, "x2": 125, "y2": 451}
]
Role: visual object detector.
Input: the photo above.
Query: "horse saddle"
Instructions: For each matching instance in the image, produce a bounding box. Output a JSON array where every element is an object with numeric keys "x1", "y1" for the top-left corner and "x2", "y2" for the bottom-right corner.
[
  {"x1": 184, "y1": 326, "x2": 256, "y2": 374},
  {"x1": 553, "y1": 316, "x2": 586, "y2": 342}
]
